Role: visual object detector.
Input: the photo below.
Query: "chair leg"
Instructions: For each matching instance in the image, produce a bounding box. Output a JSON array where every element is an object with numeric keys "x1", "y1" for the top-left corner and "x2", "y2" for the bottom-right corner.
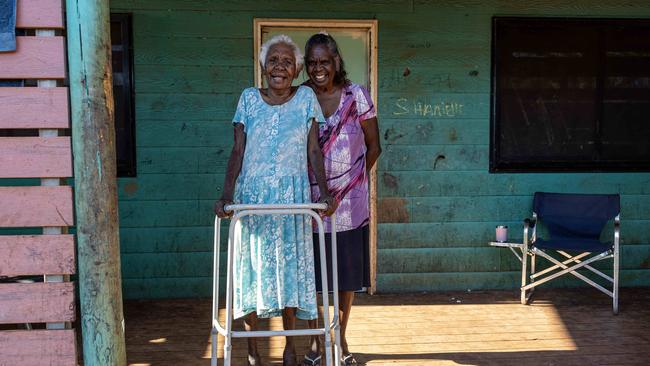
[
  {"x1": 529, "y1": 253, "x2": 536, "y2": 298},
  {"x1": 521, "y1": 251, "x2": 528, "y2": 305},
  {"x1": 613, "y1": 251, "x2": 620, "y2": 315},
  {"x1": 613, "y1": 215, "x2": 620, "y2": 315}
]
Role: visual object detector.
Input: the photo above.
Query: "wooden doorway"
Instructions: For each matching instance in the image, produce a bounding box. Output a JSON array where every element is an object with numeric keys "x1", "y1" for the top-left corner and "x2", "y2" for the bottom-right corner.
[{"x1": 254, "y1": 19, "x2": 379, "y2": 293}]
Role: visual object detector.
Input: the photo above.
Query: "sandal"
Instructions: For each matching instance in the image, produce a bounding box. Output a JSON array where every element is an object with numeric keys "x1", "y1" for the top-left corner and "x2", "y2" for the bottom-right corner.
[
  {"x1": 247, "y1": 354, "x2": 263, "y2": 366},
  {"x1": 341, "y1": 353, "x2": 359, "y2": 365},
  {"x1": 303, "y1": 353, "x2": 322, "y2": 366}
]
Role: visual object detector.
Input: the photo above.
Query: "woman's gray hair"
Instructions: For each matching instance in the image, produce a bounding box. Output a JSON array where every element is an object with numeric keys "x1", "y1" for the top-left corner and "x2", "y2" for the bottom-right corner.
[{"x1": 259, "y1": 34, "x2": 303, "y2": 68}]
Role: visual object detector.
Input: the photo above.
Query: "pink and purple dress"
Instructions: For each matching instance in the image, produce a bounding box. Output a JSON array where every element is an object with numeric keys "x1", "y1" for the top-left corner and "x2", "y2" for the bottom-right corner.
[{"x1": 309, "y1": 83, "x2": 376, "y2": 291}]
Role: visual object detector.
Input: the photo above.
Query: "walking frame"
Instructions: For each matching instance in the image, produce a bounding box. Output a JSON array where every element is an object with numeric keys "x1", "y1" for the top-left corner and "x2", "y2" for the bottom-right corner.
[{"x1": 211, "y1": 203, "x2": 342, "y2": 366}]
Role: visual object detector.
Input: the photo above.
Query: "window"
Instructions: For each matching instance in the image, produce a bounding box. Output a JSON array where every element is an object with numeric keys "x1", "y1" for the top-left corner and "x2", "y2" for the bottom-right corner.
[
  {"x1": 111, "y1": 13, "x2": 136, "y2": 177},
  {"x1": 491, "y1": 17, "x2": 650, "y2": 172}
]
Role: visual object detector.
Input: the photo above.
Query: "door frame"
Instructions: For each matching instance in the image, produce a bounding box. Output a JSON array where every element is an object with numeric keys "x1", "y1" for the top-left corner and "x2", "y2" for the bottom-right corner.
[{"x1": 253, "y1": 18, "x2": 379, "y2": 294}]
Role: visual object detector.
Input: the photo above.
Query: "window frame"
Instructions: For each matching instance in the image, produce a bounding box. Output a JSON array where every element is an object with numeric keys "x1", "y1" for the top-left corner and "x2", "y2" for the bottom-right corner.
[{"x1": 111, "y1": 13, "x2": 137, "y2": 177}]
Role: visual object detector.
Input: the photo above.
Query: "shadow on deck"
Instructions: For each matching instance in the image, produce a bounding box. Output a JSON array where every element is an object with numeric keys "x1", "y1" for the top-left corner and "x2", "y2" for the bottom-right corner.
[{"x1": 124, "y1": 288, "x2": 650, "y2": 365}]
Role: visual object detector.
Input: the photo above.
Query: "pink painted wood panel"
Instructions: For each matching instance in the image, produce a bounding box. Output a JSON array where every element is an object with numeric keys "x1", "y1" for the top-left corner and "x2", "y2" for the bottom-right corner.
[
  {"x1": 0, "y1": 235, "x2": 75, "y2": 276},
  {"x1": 0, "y1": 87, "x2": 69, "y2": 129},
  {"x1": 0, "y1": 37, "x2": 66, "y2": 79},
  {"x1": 0, "y1": 186, "x2": 74, "y2": 227},
  {"x1": 0, "y1": 329, "x2": 76, "y2": 366},
  {"x1": 0, "y1": 282, "x2": 75, "y2": 323},
  {"x1": 16, "y1": 0, "x2": 64, "y2": 29},
  {"x1": 0, "y1": 137, "x2": 72, "y2": 178}
]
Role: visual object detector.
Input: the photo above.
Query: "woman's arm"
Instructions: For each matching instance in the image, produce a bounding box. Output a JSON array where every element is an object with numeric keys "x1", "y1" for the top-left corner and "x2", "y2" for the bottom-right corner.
[
  {"x1": 214, "y1": 123, "x2": 246, "y2": 217},
  {"x1": 307, "y1": 119, "x2": 337, "y2": 216},
  {"x1": 360, "y1": 117, "x2": 382, "y2": 173}
]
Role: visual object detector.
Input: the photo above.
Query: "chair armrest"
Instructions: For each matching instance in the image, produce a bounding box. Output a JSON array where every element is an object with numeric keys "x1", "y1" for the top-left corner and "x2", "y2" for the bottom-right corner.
[
  {"x1": 613, "y1": 214, "x2": 620, "y2": 248},
  {"x1": 523, "y1": 216, "x2": 537, "y2": 247},
  {"x1": 524, "y1": 217, "x2": 536, "y2": 229}
]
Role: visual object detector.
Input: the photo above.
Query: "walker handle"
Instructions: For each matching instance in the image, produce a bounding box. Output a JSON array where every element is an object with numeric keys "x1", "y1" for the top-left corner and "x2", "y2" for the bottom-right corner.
[{"x1": 224, "y1": 203, "x2": 327, "y2": 212}]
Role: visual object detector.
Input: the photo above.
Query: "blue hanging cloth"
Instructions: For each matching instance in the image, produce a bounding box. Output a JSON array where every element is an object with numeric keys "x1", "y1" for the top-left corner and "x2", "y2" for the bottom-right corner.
[{"x1": 0, "y1": 0, "x2": 17, "y2": 52}]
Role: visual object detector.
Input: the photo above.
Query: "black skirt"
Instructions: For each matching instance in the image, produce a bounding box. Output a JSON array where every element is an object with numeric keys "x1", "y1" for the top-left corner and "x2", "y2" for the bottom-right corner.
[{"x1": 312, "y1": 225, "x2": 370, "y2": 292}]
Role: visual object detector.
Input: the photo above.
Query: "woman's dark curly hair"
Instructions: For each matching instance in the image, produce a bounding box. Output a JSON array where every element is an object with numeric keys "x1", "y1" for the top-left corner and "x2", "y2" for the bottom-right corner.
[{"x1": 304, "y1": 33, "x2": 349, "y2": 86}]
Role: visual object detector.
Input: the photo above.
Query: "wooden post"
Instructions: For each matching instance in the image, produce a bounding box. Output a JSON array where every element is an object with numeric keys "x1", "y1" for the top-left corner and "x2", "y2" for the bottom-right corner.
[{"x1": 65, "y1": 1, "x2": 127, "y2": 365}]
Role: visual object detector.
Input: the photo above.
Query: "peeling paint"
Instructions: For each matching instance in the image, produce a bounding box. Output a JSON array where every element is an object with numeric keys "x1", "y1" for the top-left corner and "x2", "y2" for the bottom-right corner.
[
  {"x1": 641, "y1": 257, "x2": 650, "y2": 269},
  {"x1": 433, "y1": 154, "x2": 446, "y2": 169},
  {"x1": 384, "y1": 127, "x2": 404, "y2": 143},
  {"x1": 378, "y1": 197, "x2": 409, "y2": 223},
  {"x1": 103, "y1": 63, "x2": 114, "y2": 116},
  {"x1": 96, "y1": 151, "x2": 102, "y2": 181},
  {"x1": 449, "y1": 128, "x2": 457, "y2": 142},
  {"x1": 123, "y1": 182, "x2": 138, "y2": 196},
  {"x1": 384, "y1": 128, "x2": 392, "y2": 140},
  {"x1": 382, "y1": 172, "x2": 399, "y2": 190}
]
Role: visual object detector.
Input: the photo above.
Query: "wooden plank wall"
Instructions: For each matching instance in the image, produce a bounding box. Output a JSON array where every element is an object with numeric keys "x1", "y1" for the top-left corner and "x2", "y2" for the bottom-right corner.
[
  {"x1": 109, "y1": 0, "x2": 650, "y2": 298},
  {"x1": 0, "y1": 0, "x2": 77, "y2": 364}
]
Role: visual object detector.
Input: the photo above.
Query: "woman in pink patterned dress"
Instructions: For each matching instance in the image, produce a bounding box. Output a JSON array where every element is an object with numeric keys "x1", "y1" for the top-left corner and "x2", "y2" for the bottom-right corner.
[{"x1": 303, "y1": 33, "x2": 382, "y2": 366}]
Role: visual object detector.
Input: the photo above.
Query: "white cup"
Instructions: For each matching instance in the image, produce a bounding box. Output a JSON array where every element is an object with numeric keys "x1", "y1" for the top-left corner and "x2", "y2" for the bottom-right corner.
[{"x1": 496, "y1": 225, "x2": 508, "y2": 242}]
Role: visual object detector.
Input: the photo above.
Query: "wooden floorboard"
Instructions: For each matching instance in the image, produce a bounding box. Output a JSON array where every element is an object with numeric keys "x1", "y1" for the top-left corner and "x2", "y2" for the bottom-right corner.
[{"x1": 124, "y1": 288, "x2": 650, "y2": 365}]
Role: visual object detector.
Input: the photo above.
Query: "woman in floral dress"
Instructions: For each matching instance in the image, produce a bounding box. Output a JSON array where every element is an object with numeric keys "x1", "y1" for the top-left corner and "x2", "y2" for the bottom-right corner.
[{"x1": 214, "y1": 35, "x2": 337, "y2": 366}]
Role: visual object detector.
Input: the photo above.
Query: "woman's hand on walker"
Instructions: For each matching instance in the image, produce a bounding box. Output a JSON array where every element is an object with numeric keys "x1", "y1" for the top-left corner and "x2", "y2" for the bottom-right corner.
[
  {"x1": 214, "y1": 198, "x2": 234, "y2": 218},
  {"x1": 318, "y1": 195, "x2": 338, "y2": 217}
]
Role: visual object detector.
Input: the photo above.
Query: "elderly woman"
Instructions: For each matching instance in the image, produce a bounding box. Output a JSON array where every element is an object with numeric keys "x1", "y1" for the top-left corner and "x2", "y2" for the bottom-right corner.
[
  {"x1": 214, "y1": 34, "x2": 337, "y2": 366},
  {"x1": 303, "y1": 33, "x2": 382, "y2": 366}
]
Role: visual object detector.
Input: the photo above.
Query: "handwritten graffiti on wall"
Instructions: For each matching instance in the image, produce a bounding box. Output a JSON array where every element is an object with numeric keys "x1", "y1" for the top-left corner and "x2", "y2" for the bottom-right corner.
[
  {"x1": 393, "y1": 97, "x2": 464, "y2": 117},
  {"x1": 380, "y1": 69, "x2": 453, "y2": 90}
]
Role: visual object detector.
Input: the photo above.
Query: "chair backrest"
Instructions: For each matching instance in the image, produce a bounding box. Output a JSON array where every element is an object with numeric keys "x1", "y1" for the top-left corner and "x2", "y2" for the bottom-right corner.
[{"x1": 533, "y1": 192, "x2": 620, "y2": 241}]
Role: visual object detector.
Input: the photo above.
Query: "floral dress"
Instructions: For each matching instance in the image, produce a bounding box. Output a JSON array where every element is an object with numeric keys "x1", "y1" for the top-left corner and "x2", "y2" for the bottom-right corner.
[{"x1": 231, "y1": 85, "x2": 325, "y2": 320}]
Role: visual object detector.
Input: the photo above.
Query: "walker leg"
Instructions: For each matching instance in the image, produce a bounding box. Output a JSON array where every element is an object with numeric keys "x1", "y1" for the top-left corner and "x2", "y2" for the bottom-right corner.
[
  {"x1": 224, "y1": 297, "x2": 233, "y2": 365},
  {"x1": 330, "y1": 216, "x2": 342, "y2": 365},
  {"x1": 224, "y1": 225, "x2": 236, "y2": 366},
  {"x1": 334, "y1": 324, "x2": 342, "y2": 366},
  {"x1": 223, "y1": 306, "x2": 232, "y2": 366},
  {"x1": 224, "y1": 344, "x2": 231, "y2": 366},
  {"x1": 324, "y1": 331, "x2": 333, "y2": 366},
  {"x1": 212, "y1": 217, "x2": 221, "y2": 366},
  {"x1": 211, "y1": 332, "x2": 217, "y2": 366}
]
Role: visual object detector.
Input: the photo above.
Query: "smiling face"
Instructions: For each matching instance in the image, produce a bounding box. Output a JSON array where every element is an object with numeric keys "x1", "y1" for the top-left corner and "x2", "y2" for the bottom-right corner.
[
  {"x1": 306, "y1": 44, "x2": 338, "y2": 89},
  {"x1": 263, "y1": 43, "x2": 298, "y2": 91}
]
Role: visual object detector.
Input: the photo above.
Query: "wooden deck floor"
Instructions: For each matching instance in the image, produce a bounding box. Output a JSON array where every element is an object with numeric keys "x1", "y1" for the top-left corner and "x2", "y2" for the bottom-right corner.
[{"x1": 124, "y1": 288, "x2": 650, "y2": 365}]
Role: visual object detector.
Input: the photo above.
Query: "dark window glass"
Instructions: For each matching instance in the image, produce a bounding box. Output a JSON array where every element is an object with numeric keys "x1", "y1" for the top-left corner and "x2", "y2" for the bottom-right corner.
[
  {"x1": 111, "y1": 13, "x2": 136, "y2": 177},
  {"x1": 491, "y1": 17, "x2": 650, "y2": 172}
]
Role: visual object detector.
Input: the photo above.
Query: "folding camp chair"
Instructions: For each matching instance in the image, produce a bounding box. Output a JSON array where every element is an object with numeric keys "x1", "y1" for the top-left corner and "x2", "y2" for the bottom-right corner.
[{"x1": 520, "y1": 192, "x2": 621, "y2": 314}]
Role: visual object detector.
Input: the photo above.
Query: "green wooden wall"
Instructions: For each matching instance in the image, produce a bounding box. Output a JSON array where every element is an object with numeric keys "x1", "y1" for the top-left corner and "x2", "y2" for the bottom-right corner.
[{"x1": 109, "y1": 0, "x2": 650, "y2": 299}]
